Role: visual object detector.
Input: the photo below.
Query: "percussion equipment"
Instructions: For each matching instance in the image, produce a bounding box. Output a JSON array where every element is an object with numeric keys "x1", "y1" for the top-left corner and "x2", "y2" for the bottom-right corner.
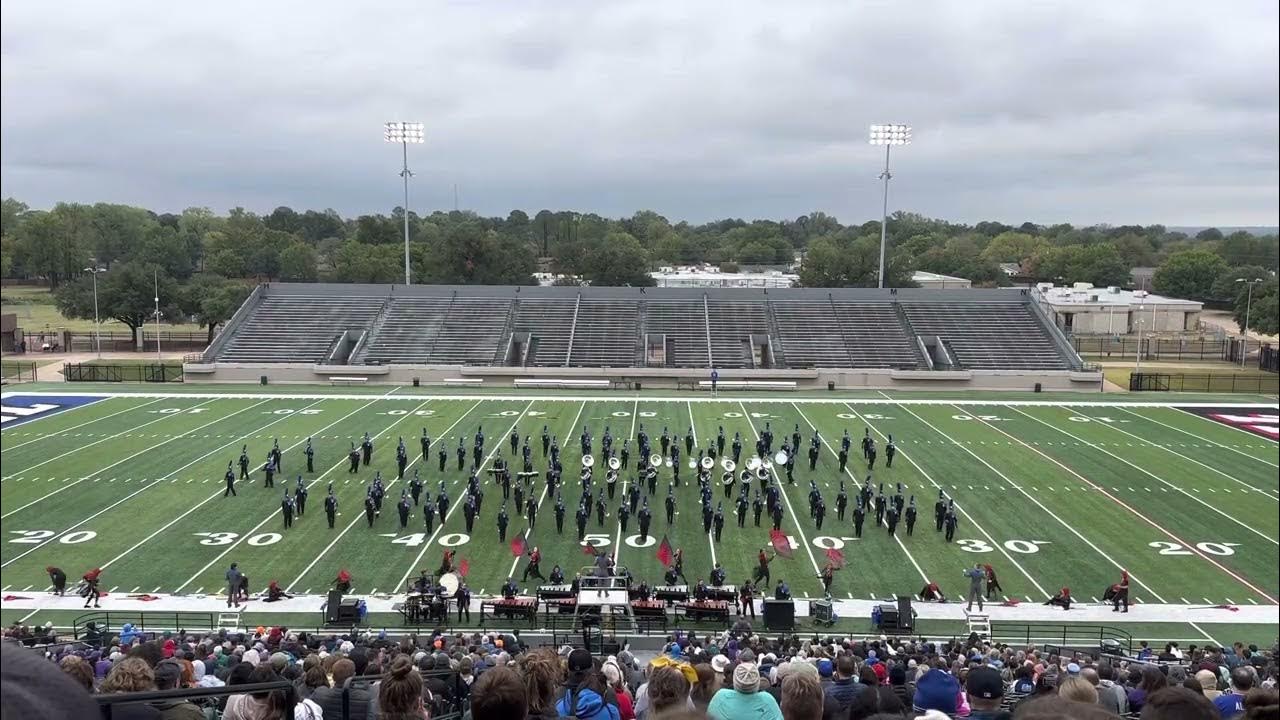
[
  {"x1": 607, "y1": 456, "x2": 621, "y2": 470},
  {"x1": 774, "y1": 450, "x2": 790, "y2": 465},
  {"x1": 655, "y1": 584, "x2": 690, "y2": 602},
  {"x1": 537, "y1": 584, "x2": 574, "y2": 600},
  {"x1": 665, "y1": 457, "x2": 674, "y2": 467},
  {"x1": 706, "y1": 584, "x2": 738, "y2": 602},
  {"x1": 582, "y1": 455, "x2": 595, "y2": 468},
  {"x1": 649, "y1": 454, "x2": 663, "y2": 468},
  {"x1": 721, "y1": 458, "x2": 736, "y2": 472},
  {"x1": 700, "y1": 456, "x2": 715, "y2": 470},
  {"x1": 439, "y1": 572, "x2": 460, "y2": 596}
]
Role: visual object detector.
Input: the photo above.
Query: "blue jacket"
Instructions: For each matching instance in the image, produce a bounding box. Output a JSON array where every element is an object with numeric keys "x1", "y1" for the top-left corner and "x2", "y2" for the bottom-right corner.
[{"x1": 557, "y1": 685, "x2": 619, "y2": 720}]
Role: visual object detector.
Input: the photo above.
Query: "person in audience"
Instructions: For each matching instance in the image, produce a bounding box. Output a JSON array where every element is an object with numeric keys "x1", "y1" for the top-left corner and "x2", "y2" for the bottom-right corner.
[
  {"x1": 964, "y1": 665, "x2": 1009, "y2": 720},
  {"x1": 689, "y1": 663, "x2": 719, "y2": 714},
  {"x1": 780, "y1": 673, "x2": 824, "y2": 720},
  {"x1": 471, "y1": 666, "x2": 528, "y2": 720},
  {"x1": 311, "y1": 657, "x2": 370, "y2": 720},
  {"x1": 647, "y1": 665, "x2": 692, "y2": 719},
  {"x1": 1243, "y1": 687, "x2": 1278, "y2": 720},
  {"x1": 1058, "y1": 676, "x2": 1098, "y2": 704},
  {"x1": 59, "y1": 654, "x2": 96, "y2": 693},
  {"x1": 707, "y1": 663, "x2": 782, "y2": 720},
  {"x1": 1216, "y1": 666, "x2": 1257, "y2": 719},
  {"x1": 1195, "y1": 669, "x2": 1222, "y2": 702},
  {"x1": 1141, "y1": 686, "x2": 1220, "y2": 720},
  {"x1": 1087, "y1": 662, "x2": 1127, "y2": 715},
  {"x1": 100, "y1": 657, "x2": 162, "y2": 720},
  {"x1": 1128, "y1": 665, "x2": 1168, "y2": 713},
  {"x1": 153, "y1": 659, "x2": 205, "y2": 720},
  {"x1": 556, "y1": 649, "x2": 620, "y2": 720},
  {"x1": 380, "y1": 655, "x2": 429, "y2": 719},
  {"x1": 518, "y1": 648, "x2": 564, "y2": 720}
]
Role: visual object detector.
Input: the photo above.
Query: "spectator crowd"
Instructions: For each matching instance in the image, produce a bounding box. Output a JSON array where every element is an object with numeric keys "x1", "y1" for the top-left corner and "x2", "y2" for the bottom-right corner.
[{"x1": 2, "y1": 620, "x2": 1277, "y2": 720}]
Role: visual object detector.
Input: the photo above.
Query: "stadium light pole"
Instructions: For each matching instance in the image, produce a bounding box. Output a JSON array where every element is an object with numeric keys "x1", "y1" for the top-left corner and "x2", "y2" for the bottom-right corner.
[
  {"x1": 384, "y1": 122, "x2": 425, "y2": 285},
  {"x1": 83, "y1": 266, "x2": 105, "y2": 359},
  {"x1": 868, "y1": 124, "x2": 911, "y2": 289},
  {"x1": 153, "y1": 268, "x2": 162, "y2": 362},
  {"x1": 1236, "y1": 277, "x2": 1264, "y2": 368}
]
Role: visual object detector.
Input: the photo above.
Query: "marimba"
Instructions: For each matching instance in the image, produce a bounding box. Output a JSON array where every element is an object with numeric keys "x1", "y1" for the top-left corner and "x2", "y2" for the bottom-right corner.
[
  {"x1": 680, "y1": 600, "x2": 730, "y2": 623},
  {"x1": 654, "y1": 585, "x2": 689, "y2": 602},
  {"x1": 537, "y1": 584, "x2": 574, "y2": 600}
]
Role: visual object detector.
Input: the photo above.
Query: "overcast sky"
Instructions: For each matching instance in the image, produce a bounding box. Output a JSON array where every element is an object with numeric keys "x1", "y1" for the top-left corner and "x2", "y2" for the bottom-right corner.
[{"x1": 2, "y1": 1, "x2": 1277, "y2": 227}]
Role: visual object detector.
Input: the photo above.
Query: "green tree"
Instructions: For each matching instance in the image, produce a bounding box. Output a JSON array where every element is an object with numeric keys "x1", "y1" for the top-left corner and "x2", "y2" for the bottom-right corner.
[
  {"x1": 12, "y1": 210, "x2": 91, "y2": 287},
  {"x1": 278, "y1": 241, "x2": 319, "y2": 282},
  {"x1": 180, "y1": 274, "x2": 252, "y2": 344},
  {"x1": 332, "y1": 240, "x2": 401, "y2": 283},
  {"x1": 90, "y1": 204, "x2": 155, "y2": 268},
  {"x1": 798, "y1": 233, "x2": 913, "y2": 288},
  {"x1": 1152, "y1": 249, "x2": 1229, "y2": 301},
  {"x1": 129, "y1": 224, "x2": 193, "y2": 279},
  {"x1": 1029, "y1": 244, "x2": 1130, "y2": 287},
  {"x1": 2, "y1": 198, "x2": 30, "y2": 238},
  {"x1": 1234, "y1": 278, "x2": 1278, "y2": 336},
  {"x1": 205, "y1": 248, "x2": 246, "y2": 279},
  {"x1": 578, "y1": 231, "x2": 654, "y2": 286},
  {"x1": 55, "y1": 262, "x2": 183, "y2": 344},
  {"x1": 178, "y1": 207, "x2": 222, "y2": 272},
  {"x1": 1210, "y1": 266, "x2": 1272, "y2": 304},
  {"x1": 979, "y1": 232, "x2": 1048, "y2": 264}
]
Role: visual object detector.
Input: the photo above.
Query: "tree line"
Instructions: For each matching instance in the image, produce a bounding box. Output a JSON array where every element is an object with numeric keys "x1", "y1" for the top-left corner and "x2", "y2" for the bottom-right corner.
[{"x1": 1, "y1": 198, "x2": 1276, "y2": 339}]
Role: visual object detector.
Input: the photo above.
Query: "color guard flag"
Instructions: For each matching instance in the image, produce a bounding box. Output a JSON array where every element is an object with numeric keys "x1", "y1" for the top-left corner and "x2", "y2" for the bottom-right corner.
[
  {"x1": 824, "y1": 548, "x2": 845, "y2": 569},
  {"x1": 510, "y1": 535, "x2": 526, "y2": 557},
  {"x1": 769, "y1": 529, "x2": 793, "y2": 558},
  {"x1": 656, "y1": 534, "x2": 673, "y2": 567},
  {"x1": 459, "y1": 558, "x2": 470, "y2": 577}
]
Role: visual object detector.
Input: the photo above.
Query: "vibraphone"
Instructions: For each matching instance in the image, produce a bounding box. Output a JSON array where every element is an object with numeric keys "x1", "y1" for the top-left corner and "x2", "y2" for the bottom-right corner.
[
  {"x1": 654, "y1": 585, "x2": 689, "y2": 603},
  {"x1": 705, "y1": 584, "x2": 737, "y2": 603},
  {"x1": 482, "y1": 597, "x2": 537, "y2": 626},
  {"x1": 537, "y1": 584, "x2": 574, "y2": 601},
  {"x1": 630, "y1": 600, "x2": 665, "y2": 617},
  {"x1": 679, "y1": 600, "x2": 730, "y2": 624},
  {"x1": 400, "y1": 593, "x2": 448, "y2": 624}
]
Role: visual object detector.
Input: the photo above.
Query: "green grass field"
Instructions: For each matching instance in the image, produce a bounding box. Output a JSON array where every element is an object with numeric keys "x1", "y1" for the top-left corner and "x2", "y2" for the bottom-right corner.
[
  {"x1": 1, "y1": 285, "x2": 203, "y2": 333},
  {"x1": 2, "y1": 388, "x2": 1277, "y2": 642}
]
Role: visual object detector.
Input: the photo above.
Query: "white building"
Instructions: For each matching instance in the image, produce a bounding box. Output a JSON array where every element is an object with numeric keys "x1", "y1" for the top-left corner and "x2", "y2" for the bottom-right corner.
[
  {"x1": 1033, "y1": 282, "x2": 1202, "y2": 335},
  {"x1": 649, "y1": 266, "x2": 797, "y2": 289},
  {"x1": 911, "y1": 270, "x2": 972, "y2": 289}
]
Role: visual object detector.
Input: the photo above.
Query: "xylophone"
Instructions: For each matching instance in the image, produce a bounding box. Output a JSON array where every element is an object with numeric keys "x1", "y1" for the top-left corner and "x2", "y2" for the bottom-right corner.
[
  {"x1": 680, "y1": 600, "x2": 730, "y2": 623},
  {"x1": 705, "y1": 584, "x2": 737, "y2": 602},
  {"x1": 537, "y1": 584, "x2": 574, "y2": 600},
  {"x1": 654, "y1": 585, "x2": 689, "y2": 602},
  {"x1": 484, "y1": 597, "x2": 537, "y2": 622},
  {"x1": 631, "y1": 600, "x2": 665, "y2": 617}
]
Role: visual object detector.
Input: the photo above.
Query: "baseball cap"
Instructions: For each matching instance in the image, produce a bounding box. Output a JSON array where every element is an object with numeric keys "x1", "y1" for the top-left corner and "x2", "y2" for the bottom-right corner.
[
  {"x1": 914, "y1": 669, "x2": 960, "y2": 714},
  {"x1": 568, "y1": 648, "x2": 593, "y2": 673},
  {"x1": 966, "y1": 666, "x2": 1003, "y2": 700}
]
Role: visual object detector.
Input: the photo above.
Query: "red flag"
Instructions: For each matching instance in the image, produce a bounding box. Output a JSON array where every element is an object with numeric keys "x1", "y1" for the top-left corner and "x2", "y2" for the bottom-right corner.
[
  {"x1": 656, "y1": 535, "x2": 673, "y2": 567},
  {"x1": 769, "y1": 529, "x2": 793, "y2": 558},
  {"x1": 582, "y1": 544, "x2": 598, "y2": 556},
  {"x1": 510, "y1": 535, "x2": 526, "y2": 557},
  {"x1": 459, "y1": 558, "x2": 470, "y2": 578},
  {"x1": 824, "y1": 548, "x2": 845, "y2": 569}
]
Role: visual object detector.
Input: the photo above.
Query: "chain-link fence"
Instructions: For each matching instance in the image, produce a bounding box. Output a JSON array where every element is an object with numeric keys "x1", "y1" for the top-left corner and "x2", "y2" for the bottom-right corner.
[{"x1": 62, "y1": 363, "x2": 183, "y2": 383}]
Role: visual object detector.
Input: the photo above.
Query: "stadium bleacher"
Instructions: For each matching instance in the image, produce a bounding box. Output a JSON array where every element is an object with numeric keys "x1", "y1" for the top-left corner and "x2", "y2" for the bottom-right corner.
[{"x1": 205, "y1": 284, "x2": 1084, "y2": 373}]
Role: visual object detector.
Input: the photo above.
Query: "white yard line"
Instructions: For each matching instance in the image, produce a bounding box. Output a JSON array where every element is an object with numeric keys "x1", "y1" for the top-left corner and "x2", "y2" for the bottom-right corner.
[
  {"x1": 738, "y1": 401, "x2": 823, "y2": 586},
  {"x1": 2, "y1": 397, "x2": 220, "y2": 479},
  {"x1": 969, "y1": 404, "x2": 1275, "y2": 603},
  {"x1": 836, "y1": 402, "x2": 1049, "y2": 598},
  {"x1": 5, "y1": 389, "x2": 1278, "y2": 408},
  {"x1": 610, "y1": 399, "x2": 640, "y2": 564},
  {"x1": 687, "y1": 401, "x2": 718, "y2": 568},
  {"x1": 1085, "y1": 408, "x2": 1280, "y2": 498},
  {"x1": 1121, "y1": 407, "x2": 1279, "y2": 469},
  {"x1": 197, "y1": 397, "x2": 463, "y2": 594},
  {"x1": 892, "y1": 402, "x2": 1168, "y2": 603},
  {"x1": 0, "y1": 398, "x2": 165, "y2": 451},
  {"x1": 507, "y1": 402, "x2": 587, "y2": 578},
  {"x1": 791, "y1": 403, "x2": 928, "y2": 584},
  {"x1": 1, "y1": 400, "x2": 274, "y2": 567},
  {"x1": 97, "y1": 397, "x2": 354, "y2": 573},
  {"x1": 391, "y1": 401, "x2": 534, "y2": 593},
  {"x1": 1187, "y1": 621, "x2": 1220, "y2": 645},
  {"x1": 1015, "y1": 406, "x2": 1278, "y2": 544}
]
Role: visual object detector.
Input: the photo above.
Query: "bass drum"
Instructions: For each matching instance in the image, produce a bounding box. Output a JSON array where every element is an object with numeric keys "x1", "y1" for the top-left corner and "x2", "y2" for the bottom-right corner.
[{"x1": 438, "y1": 572, "x2": 460, "y2": 595}]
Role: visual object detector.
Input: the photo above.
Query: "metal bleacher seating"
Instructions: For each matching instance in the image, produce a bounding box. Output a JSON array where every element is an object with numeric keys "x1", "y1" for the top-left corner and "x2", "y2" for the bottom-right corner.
[
  {"x1": 644, "y1": 300, "x2": 711, "y2": 367},
  {"x1": 355, "y1": 296, "x2": 449, "y2": 364},
  {"x1": 769, "y1": 301, "x2": 851, "y2": 368},
  {"x1": 707, "y1": 299, "x2": 768, "y2": 368},
  {"x1": 216, "y1": 294, "x2": 384, "y2": 363},
  {"x1": 831, "y1": 301, "x2": 923, "y2": 368},
  {"x1": 569, "y1": 299, "x2": 639, "y2": 367},
  {"x1": 426, "y1": 297, "x2": 512, "y2": 365},
  {"x1": 512, "y1": 297, "x2": 576, "y2": 366},
  {"x1": 902, "y1": 302, "x2": 1071, "y2": 370}
]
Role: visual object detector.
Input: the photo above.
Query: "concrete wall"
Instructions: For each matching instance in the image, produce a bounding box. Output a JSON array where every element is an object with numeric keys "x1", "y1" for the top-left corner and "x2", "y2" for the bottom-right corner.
[
  {"x1": 185, "y1": 361, "x2": 1102, "y2": 392},
  {"x1": 1056, "y1": 307, "x2": 1197, "y2": 335}
]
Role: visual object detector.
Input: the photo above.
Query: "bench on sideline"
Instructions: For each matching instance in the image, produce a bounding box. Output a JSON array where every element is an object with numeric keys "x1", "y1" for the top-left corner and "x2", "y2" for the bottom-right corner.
[
  {"x1": 697, "y1": 380, "x2": 797, "y2": 391},
  {"x1": 513, "y1": 378, "x2": 610, "y2": 389},
  {"x1": 330, "y1": 376, "x2": 368, "y2": 386},
  {"x1": 442, "y1": 378, "x2": 483, "y2": 386}
]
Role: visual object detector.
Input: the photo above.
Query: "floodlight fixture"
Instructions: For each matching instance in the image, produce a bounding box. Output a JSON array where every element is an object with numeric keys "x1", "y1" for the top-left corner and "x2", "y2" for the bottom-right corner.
[
  {"x1": 385, "y1": 121, "x2": 425, "y2": 284},
  {"x1": 868, "y1": 123, "x2": 912, "y2": 288}
]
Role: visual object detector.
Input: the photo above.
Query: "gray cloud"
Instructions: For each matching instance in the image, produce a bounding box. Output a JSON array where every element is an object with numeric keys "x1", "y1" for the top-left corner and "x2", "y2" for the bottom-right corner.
[{"x1": 2, "y1": 0, "x2": 1276, "y2": 226}]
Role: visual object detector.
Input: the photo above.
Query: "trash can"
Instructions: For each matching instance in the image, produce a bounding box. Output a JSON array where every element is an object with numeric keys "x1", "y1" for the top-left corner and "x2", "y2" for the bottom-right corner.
[
  {"x1": 260, "y1": 375, "x2": 268, "y2": 386},
  {"x1": 1034, "y1": 382, "x2": 1042, "y2": 393},
  {"x1": 828, "y1": 381, "x2": 835, "y2": 391}
]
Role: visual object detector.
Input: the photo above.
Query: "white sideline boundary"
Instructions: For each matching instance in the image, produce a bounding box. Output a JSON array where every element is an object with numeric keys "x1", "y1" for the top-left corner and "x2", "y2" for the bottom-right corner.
[
  {"x1": 3, "y1": 390, "x2": 1277, "y2": 409},
  {"x1": 0, "y1": 590, "x2": 1274, "y2": 627}
]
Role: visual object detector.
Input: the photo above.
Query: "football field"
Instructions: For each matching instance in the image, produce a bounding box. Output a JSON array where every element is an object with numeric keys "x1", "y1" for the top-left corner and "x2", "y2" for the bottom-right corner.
[{"x1": 2, "y1": 387, "x2": 1277, "y2": 631}]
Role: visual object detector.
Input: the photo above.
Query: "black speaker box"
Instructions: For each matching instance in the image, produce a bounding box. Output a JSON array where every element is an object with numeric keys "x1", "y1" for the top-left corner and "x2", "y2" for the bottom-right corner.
[{"x1": 763, "y1": 599, "x2": 795, "y2": 631}]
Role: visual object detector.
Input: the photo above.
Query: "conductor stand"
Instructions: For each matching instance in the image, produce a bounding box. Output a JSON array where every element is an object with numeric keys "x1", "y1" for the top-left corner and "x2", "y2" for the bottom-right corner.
[
  {"x1": 574, "y1": 571, "x2": 630, "y2": 654},
  {"x1": 323, "y1": 589, "x2": 366, "y2": 628}
]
